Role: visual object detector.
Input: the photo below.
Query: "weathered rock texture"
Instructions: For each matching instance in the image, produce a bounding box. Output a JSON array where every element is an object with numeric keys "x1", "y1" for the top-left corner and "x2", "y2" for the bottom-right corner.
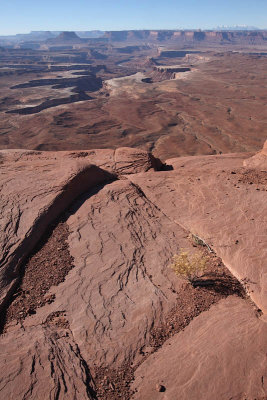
[
  {"x1": 243, "y1": 139, "x2": 267, "y2": 170},
  {"x1": 0, "y1": 145, "x2": 266, "y2": 399},
  {"x1": 132, "y1": 296, "x2": 267, "y2": 400},
  {"x1": 130, "y1": 152, "x2": 267, "y2": 314},
  {"x1": 59, "y1": 178, "x2": 189, "y2": 367},
  {"x1": 0, "y1": 317, "x2": 96, "y2": 399},
  {"x1": 0, "y1": 150, "x2": 110, "y2": 313},
  {"x1": 0, "y1": 148, "x2": 160, "y2": 312}
]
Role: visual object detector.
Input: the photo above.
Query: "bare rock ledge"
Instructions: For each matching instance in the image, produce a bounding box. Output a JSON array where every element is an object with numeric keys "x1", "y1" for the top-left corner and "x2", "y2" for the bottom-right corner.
[{"x1": 0, "y1": 145, "x2": 266, "y2": 399}]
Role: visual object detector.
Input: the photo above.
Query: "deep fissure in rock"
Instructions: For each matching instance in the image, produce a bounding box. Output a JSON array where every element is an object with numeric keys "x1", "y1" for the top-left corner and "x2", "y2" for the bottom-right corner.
[{"x1": 0, "y1": 180, "x2": 114, "y2": 333}]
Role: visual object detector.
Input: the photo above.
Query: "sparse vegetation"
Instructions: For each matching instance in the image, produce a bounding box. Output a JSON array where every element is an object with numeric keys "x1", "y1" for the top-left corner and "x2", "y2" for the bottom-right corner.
[{"x1": 170, "y1": 249, "x2": 209, "y2": 282}]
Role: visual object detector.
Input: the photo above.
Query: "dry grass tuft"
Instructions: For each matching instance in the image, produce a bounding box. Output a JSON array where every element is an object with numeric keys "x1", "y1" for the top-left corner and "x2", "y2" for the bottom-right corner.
[{"x1": 170, "y1": 250, "x2": 209, "y2": 282}]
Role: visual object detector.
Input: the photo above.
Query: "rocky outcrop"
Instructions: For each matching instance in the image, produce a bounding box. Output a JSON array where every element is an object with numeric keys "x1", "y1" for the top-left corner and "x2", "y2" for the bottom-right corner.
[
  {"x1": 146, "y1": 66, "x2": 191, "y2": 82},
  {"x1": 0, "y1": 148, "x2": 161, "y2": 314},
  {"x1": 0, "y1": 151, "x2": 110, "y2": 315},
  {"x1": 130, "y1": 151, "x2": 267, "y2": 315},
  {"x1": 114, "y1": 147, "x2": 162, "y2": 175},
  {"x1": 132, "y1": 296, "x2": 267, "y2": 400},
  {"x1": 154, "y1": 66, "x2": 191, "y2": 74},
  {"x1": 46, "y1": 31, "x2": 84, "y2": 44},
  {"x1": 0, "y1": 317, "x2": 97, "y2": 399},
  {"x1": 243, "y1": 139, "x2": 267, "y2": 170},
  {"x1": 0, "y1": 146, "x2": 266, "y2": 399}
]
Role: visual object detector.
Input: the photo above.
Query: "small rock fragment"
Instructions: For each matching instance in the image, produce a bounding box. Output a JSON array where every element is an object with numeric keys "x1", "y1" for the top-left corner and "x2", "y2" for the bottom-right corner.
[{"x1": 156, "y1": 383, "x2": 166, "y2": 392}]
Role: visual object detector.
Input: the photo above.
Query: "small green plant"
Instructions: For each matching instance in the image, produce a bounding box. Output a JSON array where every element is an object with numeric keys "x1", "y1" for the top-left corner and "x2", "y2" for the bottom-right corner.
[{"x1": 170, "y1": 250, "x2": 209, "y2": 282}]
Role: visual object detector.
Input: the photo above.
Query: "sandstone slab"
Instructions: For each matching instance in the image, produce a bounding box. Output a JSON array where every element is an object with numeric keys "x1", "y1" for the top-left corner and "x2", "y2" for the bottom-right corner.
[
  {"x1": 0, "y1": 147, "x2": 266, "y2": 400},
  {"x1": 0, "y1": 150, "x2": 111, "y2": 311},
  {"x1": 0, "y1": 314, "x2": 96, "y2": 400},
  {"x1": 16, "y1": 179, "x2": 192, "y2": 369},
  {"x1": 132, "y1": 296, "x2": 267, "y2": 400},
  {"x1": 130, "y1": 152, "x2": 267, "y2": 314},
  {"x1": 0, "y1": 148, "x2": 160, "y2": 312}
]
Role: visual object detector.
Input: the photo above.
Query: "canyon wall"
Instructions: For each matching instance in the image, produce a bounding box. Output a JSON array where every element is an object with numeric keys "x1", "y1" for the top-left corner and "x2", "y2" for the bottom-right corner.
[{"x1": 104, "y1": 29, "x2": 267, "y2": 44}]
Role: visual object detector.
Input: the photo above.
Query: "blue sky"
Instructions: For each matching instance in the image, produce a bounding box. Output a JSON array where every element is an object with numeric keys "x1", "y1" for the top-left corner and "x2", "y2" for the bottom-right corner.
[{"x1": 0, "y1": 0, "x2": 266, "y2": 35}]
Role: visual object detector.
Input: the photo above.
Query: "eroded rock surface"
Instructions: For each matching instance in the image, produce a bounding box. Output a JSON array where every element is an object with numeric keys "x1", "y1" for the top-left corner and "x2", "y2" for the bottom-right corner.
[
  {"x1": 0, "y1": 313, "x2": 96, "y2": 400},
  {"x1": 130, "y1": 152, "x2": 267, "y2": 314},
  {"x1": 0, "y1": 145, "x2": 266, "y2": 399},
  {"x1": 0, "y1": 150, "x2": 111, "y2": 311},
  {"x1": 244, "y1": 139, "x2": 267, "y2": 170},
  {"x1": 132, "y1": 296, "x2": 267, "y2": 400},
  {"x1": 0, "y1": 147, "x2": 161, "y2": 312}
]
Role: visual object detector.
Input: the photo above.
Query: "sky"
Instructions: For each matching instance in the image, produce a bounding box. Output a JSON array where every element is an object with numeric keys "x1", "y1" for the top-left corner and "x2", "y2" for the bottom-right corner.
[{"x1": 0, "y1": 0, "x2": 266, "y2": 35}]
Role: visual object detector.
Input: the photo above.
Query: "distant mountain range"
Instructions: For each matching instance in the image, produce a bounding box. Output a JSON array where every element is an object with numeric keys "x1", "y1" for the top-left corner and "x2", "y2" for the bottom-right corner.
[{"x1": 215, "y1": 25, "x2": 261, "y2": 31}]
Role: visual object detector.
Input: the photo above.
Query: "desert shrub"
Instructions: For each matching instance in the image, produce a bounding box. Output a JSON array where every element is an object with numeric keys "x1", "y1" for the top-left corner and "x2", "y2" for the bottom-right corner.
[{"x1": 170, "y1": 250, "x2": 209, "y2": 282}]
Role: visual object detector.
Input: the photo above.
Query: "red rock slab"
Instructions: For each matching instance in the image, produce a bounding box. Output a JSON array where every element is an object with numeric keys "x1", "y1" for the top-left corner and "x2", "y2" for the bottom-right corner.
[
  {"x1": 0, "y1": 150, "x2": 111, "y2": 310},
  {"x1": 37, "y1": 179, "x2": 191, "y2": 368},
  {"x1": 131, "y1": 296, "x2": 267, "y2": 400},
  {"x1": 129, "y1": 152, "x2": 267, "y2": 315},
  {"x1": 0, "y1": 148, "x2": 160, "y2": 311},
  {"x1": 75, "y1": 147, "x2": 162, "y2": 175},
  {"x1": 0, "y1": 176, "x2": 197, "y2": 398},
  {"x1": 0, "y1": 314, "x2": 96, "y2": 400}
]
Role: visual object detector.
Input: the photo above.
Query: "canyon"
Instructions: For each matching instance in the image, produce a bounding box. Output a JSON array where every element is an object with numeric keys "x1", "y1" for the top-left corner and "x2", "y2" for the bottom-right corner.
[
  {"x1": 0, "y1": 29, "x2": 266, "y2": 399},
  {"x1": 0, "y1": 35, "x2": 266, "y2": 159},
  {"x1": 103, "y1": 29, "x2": 267, "y2": 45}
]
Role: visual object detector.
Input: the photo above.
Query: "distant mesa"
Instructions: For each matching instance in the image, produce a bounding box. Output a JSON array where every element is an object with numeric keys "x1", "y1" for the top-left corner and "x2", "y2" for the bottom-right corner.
[
  {"x1": 0, "y1": 29, "x2": 266, "y2": 47},
  {"x1": 46, "y1": 31, "x2": 84, "y2": 44},
  {"x1": 57, "y1": 31, "x2": 81, "y2": 41},
  {"x1": 103, "y1": 29, "x2": 267, "y2": 45}
]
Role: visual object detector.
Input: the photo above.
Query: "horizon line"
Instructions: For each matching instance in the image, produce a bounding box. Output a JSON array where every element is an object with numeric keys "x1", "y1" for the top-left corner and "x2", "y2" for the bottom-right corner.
[{"x1": 1, "y1": 27, "x2": 267, "y2": 37}]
